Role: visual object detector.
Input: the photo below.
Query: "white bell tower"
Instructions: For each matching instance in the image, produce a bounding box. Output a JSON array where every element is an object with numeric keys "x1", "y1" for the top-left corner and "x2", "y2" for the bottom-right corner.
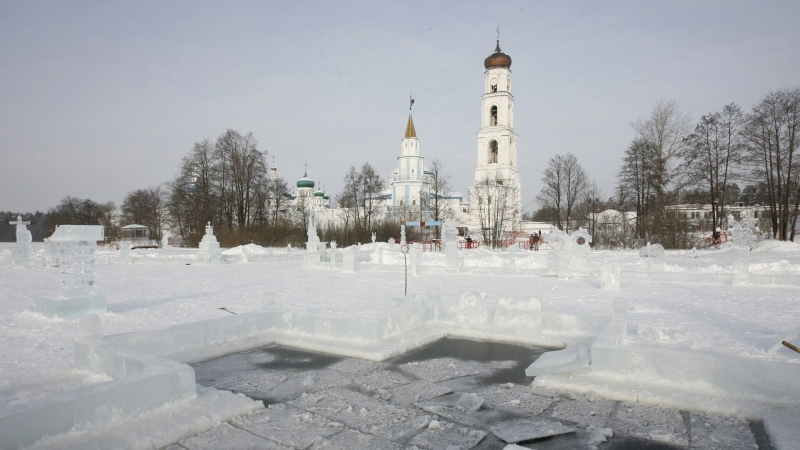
[{"x1": 469, "y1": 39, "x2": 522, "y2": 232}]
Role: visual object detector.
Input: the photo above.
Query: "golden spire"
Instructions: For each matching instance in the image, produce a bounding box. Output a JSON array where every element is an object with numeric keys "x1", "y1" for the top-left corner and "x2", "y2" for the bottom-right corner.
[{"x1": 404, "y1": 114, "x2": 417, "y2": 138}]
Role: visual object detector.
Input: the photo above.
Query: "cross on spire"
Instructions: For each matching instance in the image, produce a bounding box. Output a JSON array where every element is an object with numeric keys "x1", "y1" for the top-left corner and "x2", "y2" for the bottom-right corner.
[
  {"x1": 409, "y1": 95, "x2": 414, "y2": 111},
  {"x1": 496, "y1": 25, "x2": 500, "y2": 41}
]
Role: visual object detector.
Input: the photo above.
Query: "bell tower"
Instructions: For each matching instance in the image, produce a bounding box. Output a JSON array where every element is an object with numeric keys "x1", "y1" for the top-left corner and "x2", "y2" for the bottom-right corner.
[{"x1": 469, "y1": 39, "x2": 522, "y2": 232}]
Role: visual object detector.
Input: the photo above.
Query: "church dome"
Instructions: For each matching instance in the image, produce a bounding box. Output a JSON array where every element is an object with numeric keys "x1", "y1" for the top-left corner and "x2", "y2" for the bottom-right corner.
[
  {"x1": 484, "y1": 40, "x2": 511, "y2": 69},
  {"x1": 313, "y1": 189, "x2": 324, "y2": 197},
  {"x1": 296, "y1": 171, "x2": 315, "y2": 189}
]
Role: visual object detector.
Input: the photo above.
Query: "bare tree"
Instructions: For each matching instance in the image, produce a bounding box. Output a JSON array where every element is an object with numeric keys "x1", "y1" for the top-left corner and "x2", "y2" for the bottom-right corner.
[
  {"x1": 617, "y1": 138, "x2": 659, "y2": 239},
  {"x1": 632, "y1": 99, "x2": 692, "y2": 229},
  {"x1": 536, "y1": 153, "x2": 590, "y2": 232},
  {"x1": 744, "y1": 88, "x2": 800, "y2": 240},
  {"x1": 121, "y1": 187, "x2": 166, "y2": 241},
  {"x1": 472, "y1": 173, "x2": 520, "y2": 248},
  {"x1": 426, "y1": 158, "x2": 454, "y2": 237},
  {"x1": 680, "y1": 103, "x2": 746, "y2": 234},
  {"x1": 357, "y1": 162, "x2": 385, "y2": 233}
]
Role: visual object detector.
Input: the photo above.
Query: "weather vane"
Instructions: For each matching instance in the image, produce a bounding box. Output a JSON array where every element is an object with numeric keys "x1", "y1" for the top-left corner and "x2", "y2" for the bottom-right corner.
[{"x1": 409, "y1": 95, "x2": 414, "y2": 111}]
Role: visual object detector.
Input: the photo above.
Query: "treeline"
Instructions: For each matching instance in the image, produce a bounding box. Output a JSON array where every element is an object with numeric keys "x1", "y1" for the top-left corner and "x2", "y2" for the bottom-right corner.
[{"x1": 532, "y1": 88, "x2": 800, "y2": 248}]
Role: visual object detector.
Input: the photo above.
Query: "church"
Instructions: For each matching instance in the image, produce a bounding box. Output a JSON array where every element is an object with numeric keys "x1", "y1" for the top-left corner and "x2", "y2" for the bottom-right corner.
[{"x1": 282, "y1": 39, "x2": 524, "y2": 236}]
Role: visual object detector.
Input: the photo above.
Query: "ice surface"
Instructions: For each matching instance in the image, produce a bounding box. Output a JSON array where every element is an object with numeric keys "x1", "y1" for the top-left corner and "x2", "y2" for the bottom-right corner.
[
  {"x1": 179, "y1": 422, "x2": 289, "y2": 450},
  {"x1": 293, "y1": 387, "x2": 424, "y2": 442},
  {"x1": 614, "y1": 402, "x2": 688, "y2": 447},
  {"x1": 327, "y1": 358, "x2": 384, "y2": 375},
  {"x1": 308, "y1": 428, "x2": 402, "y2": 449},
  {"x1": 549, "y1": 395, "x2": 615, "y2": 428},
  {"x1": 399, "y1": 358, "x2": 497, "y2": 383},
  {"x1": 233, "y1": 403, "x2": 343, "y2": 448},
  {"x1": 489, "y1": 418, "x2": 575, "y2": 443},
  {"x1": 689, "y1": 412, "x2": 757, "y2": 449},
  {"x1": 352, "y1": 369, "x2": 414, "y2": 390},
  {"x1": 386, "y1": 379, "x2": 452, "y2": 405},
  {"x1": 478, "y1": 384, "x2": 558, "y2": 415},
  {"x1": 408, "y1": 421, "x2": 486, "y2": 449},
  {"x1": 600, "y1": 263, "x2": 620, "y2": 291}
]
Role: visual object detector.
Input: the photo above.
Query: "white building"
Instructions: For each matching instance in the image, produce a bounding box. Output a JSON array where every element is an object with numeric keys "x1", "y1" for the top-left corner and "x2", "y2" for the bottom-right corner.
[
  {"x1": 468, "y1": 40, "x2": 523, "y2": 232},
  {"x1": 375, "y1": 113, "x2": 465, "y2": 223}
]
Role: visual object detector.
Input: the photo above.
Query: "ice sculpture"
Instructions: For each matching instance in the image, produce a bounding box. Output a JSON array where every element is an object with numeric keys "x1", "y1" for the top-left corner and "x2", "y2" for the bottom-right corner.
[
  {"x1": 9, "y1": 215, "x2": 32, "y2": 267},
  {"x1": 43, "y1": 237, "x2": 59, "y2": 267},
  {"x1": 119, "y1": 240, "x2": 131, "y2": 263},
  {"x1": 600, "y1": 263, "x2": 620, "y2": 291},
  {"x1": 728, "y1": 214, "x2": 756, "y2": 284},
  {"x1": 400, "y1": 224, "x2": 407, "y2": 247},
  {"x1": 161, "y1": 229, "x2": 169, "y2": 249},
  {"x1": 371, "y1": 232, "x2": 376, "y2": 244},
  {"x1": 329, "y1": 241, "x2": 337, "y2": 263},
  {"x1": 36, "y1": 225, "x2": 107, "y2": 318},
  {"x1": 638, "y1": 242, "x2": 665, "y2": 271},
  {"x1": 443, "y1": 221, "x2": 458, "y2": 269},
  {"x1": 687, "y1": 247, "x2": 699, "y2": 272},
  {"x1": 197, "y1": 222, "x2": 222, "y2": 263},
  {"x1": 305, "y1": 214, "x2": 326, "y2": 252},
  {"x1": 546, "y1": 228, "x2": 593, "y2": 278}
]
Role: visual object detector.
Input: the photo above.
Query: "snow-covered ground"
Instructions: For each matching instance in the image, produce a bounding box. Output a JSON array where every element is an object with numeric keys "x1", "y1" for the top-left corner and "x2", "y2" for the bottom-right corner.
[{"x1": 1, "y1": 241, "x2": 799, "y2": 448}]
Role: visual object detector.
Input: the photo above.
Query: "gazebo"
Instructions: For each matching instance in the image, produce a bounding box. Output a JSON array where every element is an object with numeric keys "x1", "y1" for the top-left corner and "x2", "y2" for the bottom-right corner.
[{"x1": 120, "y1": 224, "x2": 157, "y2": 249}]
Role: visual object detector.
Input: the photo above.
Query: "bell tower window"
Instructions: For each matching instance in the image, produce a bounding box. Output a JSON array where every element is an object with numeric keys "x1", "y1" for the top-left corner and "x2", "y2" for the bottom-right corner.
[
  {"x1": 490, "y1": 106, "x2": 498, "y2": 126},
  {"x1": 489, "y1": 140, "x2": 498, "y2": 164},
  {"x1": 490, "y1": 78, "x2": 497, "y2": 93}
]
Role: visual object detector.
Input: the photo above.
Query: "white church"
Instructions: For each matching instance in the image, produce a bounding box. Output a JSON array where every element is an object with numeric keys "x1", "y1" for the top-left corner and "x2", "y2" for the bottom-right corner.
[{"x1": 283, "y1": 39, "x2": 525, "y2": 235}]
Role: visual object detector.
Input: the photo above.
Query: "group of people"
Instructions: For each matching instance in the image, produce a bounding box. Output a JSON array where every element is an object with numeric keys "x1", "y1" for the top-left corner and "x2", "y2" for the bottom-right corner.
[{"x1": 529, "y1": 230, "x2": 543, "y2": 251}]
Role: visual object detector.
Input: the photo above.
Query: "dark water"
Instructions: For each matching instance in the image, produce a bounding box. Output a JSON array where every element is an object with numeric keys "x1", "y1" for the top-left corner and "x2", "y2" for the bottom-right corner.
[{"x1": 193, "y1": 338, "x2": 771, "y2": 450}]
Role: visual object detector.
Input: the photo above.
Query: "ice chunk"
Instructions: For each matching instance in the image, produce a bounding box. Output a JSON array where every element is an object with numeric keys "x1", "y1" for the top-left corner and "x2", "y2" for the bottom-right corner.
[
  {"x1": 525, "y1": 346, "x2": 589, "y2": 376},
  {"x1": 489, "y1": 418, "x2": 575, "y2": 443},
  {"x1": 455, "y1": 393, "x2": 485, "y2": 412}
]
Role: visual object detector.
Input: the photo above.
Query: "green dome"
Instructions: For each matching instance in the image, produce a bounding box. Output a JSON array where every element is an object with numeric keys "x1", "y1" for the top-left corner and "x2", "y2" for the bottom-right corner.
[
  {"x1": 314, "y1": 190, "x2": 324, "y2": 197},
  {"x1": 296, "y1": 171, "x2": 315, "y2": 189}
]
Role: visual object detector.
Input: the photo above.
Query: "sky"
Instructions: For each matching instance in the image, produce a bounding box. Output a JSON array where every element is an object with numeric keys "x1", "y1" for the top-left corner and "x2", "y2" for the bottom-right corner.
[{"x1": 1, "y1": 1, "x2": 800, "y2": 213}]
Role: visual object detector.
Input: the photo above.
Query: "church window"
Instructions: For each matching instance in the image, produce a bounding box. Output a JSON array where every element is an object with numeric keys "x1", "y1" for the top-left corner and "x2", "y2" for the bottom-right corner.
[
  {"x1": 490, "y1": 106, "x2": 497, "y2": 126},
  {"x1": 489, "y1": 140, "x2": 498, "y2": 164},
  {"x1": 399, "y1": 200, "x2": 404, "y2": 207},
  {"x1": 490, "y1": 78, "x2": 497, "y2": 93},
  {"x1": 412, "y1": 200, "x2": 416, "y2": 205},
  {"x1": 507, "y1": 77, "x2": 511, "y2": 91}
]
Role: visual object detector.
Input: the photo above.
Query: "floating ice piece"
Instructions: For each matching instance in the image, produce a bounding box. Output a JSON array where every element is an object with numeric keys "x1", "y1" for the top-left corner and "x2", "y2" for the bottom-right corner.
[
  {"x1": 525, "y1": 345, "x2": 589, "y2": 376},
  {"x1": 455, "y1": 393, "x2": 485, "y2": 412},
  {"x1": 490, "y1": 418, "x2": 575, "y2": 443}
]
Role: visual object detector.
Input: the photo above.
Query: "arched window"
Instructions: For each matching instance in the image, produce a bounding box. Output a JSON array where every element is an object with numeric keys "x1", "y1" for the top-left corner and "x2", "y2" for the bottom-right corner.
[
  {"x1": 489, "y1": 140, "x2": 498, "y2": 164},
  {"x1": 490, "y1": 78, "x2": 497, "y2": 93},
  {"x1": 490, "y1": 106, "x2": 498, "y2": 126}
]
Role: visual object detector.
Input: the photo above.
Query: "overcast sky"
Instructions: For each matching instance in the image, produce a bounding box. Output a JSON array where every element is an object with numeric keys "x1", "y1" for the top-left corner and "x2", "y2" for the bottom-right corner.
[{"x1": 2, "y1": 1, "x2": 799, "y2": 213}]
